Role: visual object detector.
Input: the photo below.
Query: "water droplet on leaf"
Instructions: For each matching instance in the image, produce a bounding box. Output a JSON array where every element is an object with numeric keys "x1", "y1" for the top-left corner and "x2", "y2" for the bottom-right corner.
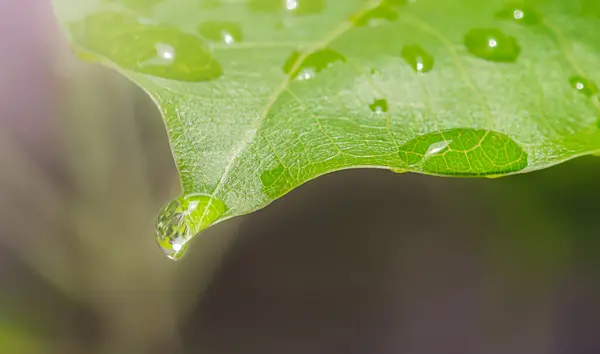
[
  {"x1": 398, "y1": 128, "x2": 528, "y2": 175},
  {"x1": 464, "y1": 28, "x2": 520, "y2": 62},
  {"x1": 401, "y1": 45, "x2": 434, "y2": 73},
  {"x1": 283, "y1": 48, "x2": 346, "y2": 80},
  {"x1": 155, "y1": 194, "x2": 226, "y2": 260},
  {"x1": 569, "y1": 75, "x2": 599, "y2": 97},
  {"x1": 352, "y1": 3, "x2": 398, "y2": 27},
  {"x1": 369, "y1": 99, "x2": 388, "y2": 113},
  {"x1": 72, "y1": 12, "x2": 223, "y2": 82},
  {"x1": 198, "y1": 22, "x2": 243, "y2": 44},
  {"x1": 247, "y1": 0, "x2": 325, "y2": 15},
  {"x1": 495, "y1": 3, "x2": 542, "y2": 25}
]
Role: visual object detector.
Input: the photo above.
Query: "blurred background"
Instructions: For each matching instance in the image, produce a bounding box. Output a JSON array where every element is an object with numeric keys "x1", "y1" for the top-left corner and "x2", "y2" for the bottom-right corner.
[{"x1": 2, "y1": 1, "x2": 600, "y2": 353}]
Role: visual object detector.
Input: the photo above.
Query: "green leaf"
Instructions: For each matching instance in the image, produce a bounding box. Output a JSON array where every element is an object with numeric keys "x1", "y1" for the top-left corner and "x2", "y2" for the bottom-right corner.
[{"x1": 52, "y1": 0, "x2": 600, "y2": 257}]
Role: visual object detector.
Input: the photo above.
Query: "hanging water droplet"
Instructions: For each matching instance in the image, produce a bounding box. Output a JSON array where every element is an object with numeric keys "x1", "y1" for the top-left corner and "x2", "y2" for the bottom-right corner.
[
  {"x1": 352, "y1": 3, "x2": 398, "y2": 27},
  {"x1": 495, "y1": 3, "x2": 542, "y2": 25},
  {"x1": 401, "y1": 45, "x2": 434, "y2": 73},
  {"x1": 155, "y1": 194, "x2": 227, "y2": 260},
  {"x1": 72, "y1": 12, "x2": 223, "y2": 82},
  {"x1": 369, "y1": 99, "x2": 388, "y2": 113},
  {"x1": 398, "y1": 128, "x2": 528, "y2": 175},
  {"x1": 569, "y1": 75, "x2": 599, "y2": 97},
  {"x1": 283, "y1": 48, "x2": 346, "y2": 80},
  {"x1": 198, "y1": 22, "x2": 243, "y2": 44},
  {"x1": 247, "y1": 0, "x2": 325, "y2": 15},
  {"x1": 464, "y1": 28, "x2": 520, "y2": 62}
]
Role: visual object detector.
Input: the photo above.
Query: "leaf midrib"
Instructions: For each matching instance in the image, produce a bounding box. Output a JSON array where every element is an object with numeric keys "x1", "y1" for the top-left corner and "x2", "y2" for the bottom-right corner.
[{"x1": 201, "y1": 0, "x2": 383, "y2": 215}]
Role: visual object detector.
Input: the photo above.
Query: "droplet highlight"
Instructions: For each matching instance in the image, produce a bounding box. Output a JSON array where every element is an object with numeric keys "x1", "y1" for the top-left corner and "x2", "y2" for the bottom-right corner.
[
  {"x1": 398, "y1": 128, "x2": 528, "y2": 176},
  {"x1": 569, "y1": 75, "x2": 599, "y2": 97},
  {"x1": 247, "y1": 0, "x2": 325, "y2": 15},
  {"x1": 155, "y1": 194, "x2": 226, "y2": 260},
  {"x1": 198, "y1": 22, "x2": 243, "y2": 44},
  {"x1": 283, "y1": 48, "x2": 346, "y2": 80},
  {"x1": 464, "y1": 28, "x2": 520, "y2": 62},
  {"x1": 369, "y1": 99, "x2": 388, "y2": 113},
  {"x1": 401, "y1": 45, "x2": 434, "y2": 73},
  {"x1": 495, "y1": 3, "x2": 542, "y2": 25},
  {"x1": 72, "y1": 12, "x2": 223, "y2": 82}
]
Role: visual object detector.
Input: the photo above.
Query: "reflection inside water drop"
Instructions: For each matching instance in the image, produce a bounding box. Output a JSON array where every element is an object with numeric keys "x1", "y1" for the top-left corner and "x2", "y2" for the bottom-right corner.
[
  {"x1": 464, "y1": 28, "x2": 520, "y2": 62},
  {"x1": 398, "y1": 129, "x2": 528, "y2": 176},
  {"x1": 569, "y1": 75, "x2": 599, "y2": 97},
  {"x1": 424, "y1": 140, "x2": 451, "y2": 156},
  {"x1": 155, "y1": 194, "x2": 226, "y2": 260},
  {"x1": 513, "y1": 9, "x2": 524, "y2": 19},
  {"x1": 73, "y1": 12, "x2": 223, "y2": 82},
  {"x1": 401, "y1": 45, "x2": 434, "y2": 73},
  {"x1": 247, "y1": 0, "x2": 324, "y2": 15},
  {"x1": 283, "y1": 48, "x2": 346, "y2": 80},
  {"x1": 198, "y1": 22, "x2": 244, "y2": 44},
  {"x1": 286, "y1": 0, "x2": 298, "y2": 10},
  {"x1": 352, "y1": 3, "x2": 399, "y2": 27},
  {"x1": 495, "y1": 3, "x2": 541, "y2": 25},
  {"x1": 139, "y1": 43, "x2": 175, "y2": 67}
]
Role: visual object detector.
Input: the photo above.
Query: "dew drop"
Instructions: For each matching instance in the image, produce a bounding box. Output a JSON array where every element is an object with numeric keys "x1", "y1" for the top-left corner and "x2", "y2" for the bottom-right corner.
[
  {"x1": 495, "y1": 3, "x2": 542, "y2": 25},
  {"x1": 569, "y1": 75, "x2": 599, "y2": 97},
  {"x1": 247, "y1": 0, "x2": 325, "y2": 15},
  {"x1": 155, "y1": 194, "x2": 226, "y2": 260},
  {"x1": 464, "y1": 28, "x2": 520, "y2": 62},
  {"x1": 283, "y1": 48, "x2": 346, "y2": 80},
  {"x1": 369, "y1": 98, "x2": 388, "y2": 113},
  {"x1": 198, "y1": 22, "x2": 243, "y2": 44},
  {"x1": 352, "y1": 3, "x2": 398, "y2": 27},
  {"x1": 398, "y1": 128, "x2": 528, "y2": 176},
  {"x1": 72, "y1": 12, "x2": 223, "y2": 82},
  {"x1": 401, "y1": 45, "x2": 434, "y2": 74}
]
